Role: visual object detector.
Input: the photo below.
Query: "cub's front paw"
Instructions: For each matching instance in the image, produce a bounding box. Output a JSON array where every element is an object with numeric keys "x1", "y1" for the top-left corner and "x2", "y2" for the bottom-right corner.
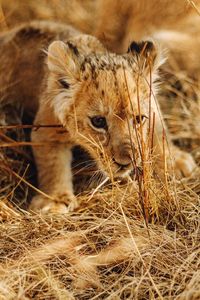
[
  {"x1": 29, "y1": 194, "x2": 78, "y2": 214},
  {"x1": 172, "y1": 149, "x2": 197, "y2": 178}
]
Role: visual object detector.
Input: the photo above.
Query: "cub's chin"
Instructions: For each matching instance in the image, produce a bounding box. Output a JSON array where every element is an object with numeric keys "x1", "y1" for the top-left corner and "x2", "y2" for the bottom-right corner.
[
  {"x1": 111, "y1": 165, "x2": 143, "y2": 180},
  {"x1": 113, "y1": 169, "x2": 132, "y2": 179},
  {"x1": 100, "y1": 166, "x2": 133, "y2": 180}
]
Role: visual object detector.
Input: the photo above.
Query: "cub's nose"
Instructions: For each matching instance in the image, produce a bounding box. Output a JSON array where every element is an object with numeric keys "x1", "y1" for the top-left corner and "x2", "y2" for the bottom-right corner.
[{"x1": 112, "y1": 143, "x2": 133, "y2": 170}]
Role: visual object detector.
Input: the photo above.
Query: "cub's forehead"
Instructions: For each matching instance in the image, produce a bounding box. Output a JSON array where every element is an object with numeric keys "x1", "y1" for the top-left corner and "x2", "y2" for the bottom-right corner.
[
  {"x1": 81, "y1": 53, "x2": 134, "y2": 77},
  {"x1": 80, "y1": 54, "x2": 149, "y2": 115},
  {"x1": 81, "y1": 53, "x2": 149, "y2": 92},
  {"x1": 81, "y1": 54, "x2": 136, "y2": 94}
]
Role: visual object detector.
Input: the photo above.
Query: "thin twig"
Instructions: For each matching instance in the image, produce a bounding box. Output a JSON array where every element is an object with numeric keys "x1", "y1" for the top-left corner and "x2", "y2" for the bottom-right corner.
[
  {"x1": 0, "y1": 141, "x2": 58, "y2": 148},
  {"x1": 0, "y1": 124, "x2": 63, "y2": 130}
]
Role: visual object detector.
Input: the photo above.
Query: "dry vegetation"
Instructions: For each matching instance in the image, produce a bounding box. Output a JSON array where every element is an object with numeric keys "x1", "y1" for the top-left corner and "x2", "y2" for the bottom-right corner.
[{"x1": 0, "y1": 1, "x2": 200, "y2": 299}]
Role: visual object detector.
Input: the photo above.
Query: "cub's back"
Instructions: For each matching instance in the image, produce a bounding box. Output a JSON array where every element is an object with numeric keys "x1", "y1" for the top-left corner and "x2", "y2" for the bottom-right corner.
[{"x1": 0, "y1": 21, "x2": 80, "y2": 117}]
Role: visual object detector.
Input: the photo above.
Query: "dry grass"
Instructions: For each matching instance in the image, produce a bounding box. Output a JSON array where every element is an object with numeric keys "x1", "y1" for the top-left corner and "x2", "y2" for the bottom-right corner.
[{"x1": 0, "y1": 1, "x2": 200, "y2": 299}]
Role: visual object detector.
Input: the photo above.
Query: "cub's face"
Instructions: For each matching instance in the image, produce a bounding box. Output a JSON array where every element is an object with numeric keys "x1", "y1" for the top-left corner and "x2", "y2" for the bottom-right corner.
[{"x1": 47, "y1": 39, "x2": 163, "y2": 178}]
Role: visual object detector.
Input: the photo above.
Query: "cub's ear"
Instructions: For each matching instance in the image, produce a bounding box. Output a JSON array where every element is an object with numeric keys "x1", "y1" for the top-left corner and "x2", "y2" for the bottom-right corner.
[
  {"x1": 128, "y1": 40, "x2": 155, "y2": 56},
  {"x1": 128, "y1": 40, "x2": 164, "y2": 71},
  {"x1": 47, "y1": 41, "x2": 81, "y2": 79}
]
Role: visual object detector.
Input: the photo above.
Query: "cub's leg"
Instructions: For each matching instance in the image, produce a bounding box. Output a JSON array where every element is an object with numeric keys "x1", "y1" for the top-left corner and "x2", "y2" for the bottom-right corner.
[
  {"x1": 30, "y1": 144, "x2": 77, "y2": 213},
  {"x1": 30, "y1": 114, "x2": 77, "y2": 214}
]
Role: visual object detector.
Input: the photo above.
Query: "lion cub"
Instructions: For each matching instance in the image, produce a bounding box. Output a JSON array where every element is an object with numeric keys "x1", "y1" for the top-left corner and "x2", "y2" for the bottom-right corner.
[{"x1": 0, "y1": 22, "x2": 196, "y2": 213}]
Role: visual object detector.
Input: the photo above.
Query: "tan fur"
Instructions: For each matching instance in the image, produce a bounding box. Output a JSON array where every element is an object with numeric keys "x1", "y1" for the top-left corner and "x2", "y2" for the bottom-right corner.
[
  {"x1": 152, "y1": 16, "x2": 200, "y2": 81},
  {"x1": 93, "y1": 0, "x2": 200, "y2": 81},
  {"x1": 0, "y1": 21, "x2": 196, "y2": 213},
  {"x1": 94, "y1": 0, "x2": 199, "y2": 53}
]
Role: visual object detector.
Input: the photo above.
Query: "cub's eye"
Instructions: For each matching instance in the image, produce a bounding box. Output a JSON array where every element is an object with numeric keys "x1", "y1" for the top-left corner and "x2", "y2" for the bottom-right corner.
[
  {"x1": 134, "y1": 115, "x2": 147, "y2": 124},
  {"x1": 58, "y1": 79, "x2": 70, "y2": 89},
  {"x1": 90, "y1": 116, "x2": 107, "y2": 129}
]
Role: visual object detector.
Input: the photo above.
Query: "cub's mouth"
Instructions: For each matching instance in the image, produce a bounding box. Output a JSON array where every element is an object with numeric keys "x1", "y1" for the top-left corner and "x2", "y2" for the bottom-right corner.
[
  {"x1": 112, "y1": 163, "x2": 142, "y2": 179},
  {"x1": 71, "y1": 146, "x2": 143, "y2": 197},
  {"x1": 72, "y1": 145, "x2": 141, "y2": 186},
  {"x1": 111, "y1": 161, "x2": 132, "y2": 178}
]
